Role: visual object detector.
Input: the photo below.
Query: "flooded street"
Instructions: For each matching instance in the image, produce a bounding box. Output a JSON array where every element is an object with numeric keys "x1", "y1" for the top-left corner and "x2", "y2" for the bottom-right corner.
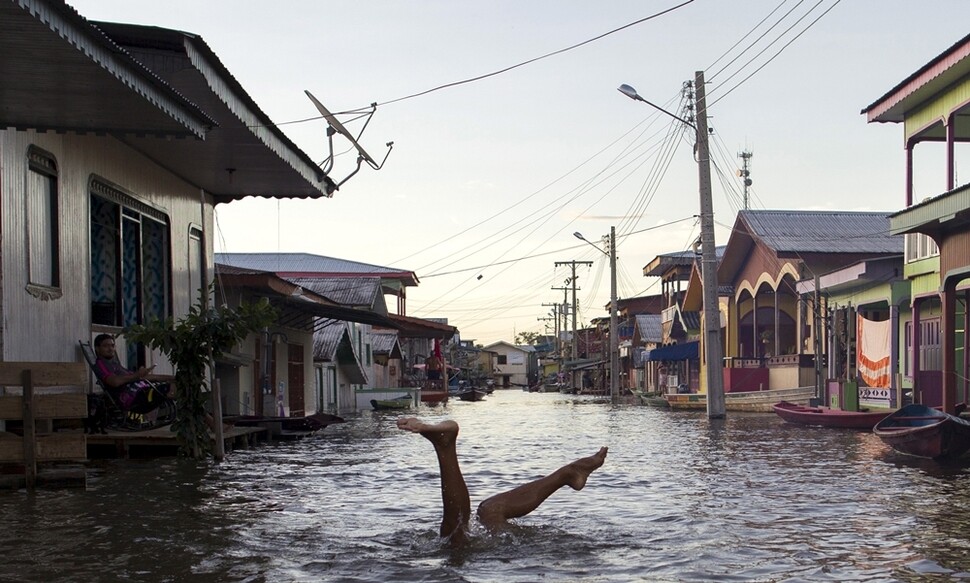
[{"x1": 3, "y1": 390, "x2": 970, "y2": 582}]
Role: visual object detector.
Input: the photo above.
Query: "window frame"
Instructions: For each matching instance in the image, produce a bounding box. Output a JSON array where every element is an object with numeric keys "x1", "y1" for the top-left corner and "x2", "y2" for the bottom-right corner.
[
  {"x1": 89, "y1": 177, "x2": 173, "y2": 333},
  {"x1": 25, "y1": 146, "x2": 61, "y2": 299}
]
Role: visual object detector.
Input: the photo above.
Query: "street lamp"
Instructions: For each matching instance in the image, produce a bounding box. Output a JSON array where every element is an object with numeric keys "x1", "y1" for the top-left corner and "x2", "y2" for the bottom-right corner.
[
  {"x1": 618, "y1": 73, "x2": 726, "y2": 418},
  {"x1": 575, "y1": 228, "x2": 619, "y2": 404}
]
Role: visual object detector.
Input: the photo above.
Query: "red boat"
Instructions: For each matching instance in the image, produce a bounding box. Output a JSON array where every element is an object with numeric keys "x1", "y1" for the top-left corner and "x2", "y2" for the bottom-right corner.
[
  {"x1": 873, "y1": 403, "x2": 970, "y2": 460},
  {"x1": 772, "y1": 400, "x2": 893, "y2": 430}
]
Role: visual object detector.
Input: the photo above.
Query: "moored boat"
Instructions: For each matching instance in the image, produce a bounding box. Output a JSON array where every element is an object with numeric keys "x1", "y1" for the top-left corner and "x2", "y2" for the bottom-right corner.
[
  {"x1": 666, "y1": 386, "x2": 815, "y2": 412},
  {"x1": 370, "y1": 395, "x2": 413, "y2": 411},
  {"x1": 773, "y1": 400, "x2": 892, "y2": 429},
  {"x1": 456, "y1": 388, "x2": 486, "y2": 402},
  {"x1": 873, "y1": 403, "x2": 970, "y2": 459}
]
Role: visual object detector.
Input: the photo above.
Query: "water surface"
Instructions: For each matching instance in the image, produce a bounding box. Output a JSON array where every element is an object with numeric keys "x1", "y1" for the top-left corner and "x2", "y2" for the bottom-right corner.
[{"x1": 2, "y1": 390, "x2": 970, "y2": 582}]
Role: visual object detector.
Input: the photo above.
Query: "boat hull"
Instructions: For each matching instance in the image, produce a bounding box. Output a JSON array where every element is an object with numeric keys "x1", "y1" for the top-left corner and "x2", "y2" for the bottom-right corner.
[
  {"x1": 873, "y1": 403, "x2": 970, "y2": 459},
  {"x1": 371, "y1": 397, "x2": 412, "y2": 411},
  {"x1": 456, "y1": 389, "x2": 486, "y2": 402},
  {"x1": 420, "y1": 390, "x2": 449, "y2": 404},
  {"x1": 773, "y1": 401, "x2": 892, "y2": 429},
  {"x1": 666, "y1": 386, "x2": 815, "y2": 412}
]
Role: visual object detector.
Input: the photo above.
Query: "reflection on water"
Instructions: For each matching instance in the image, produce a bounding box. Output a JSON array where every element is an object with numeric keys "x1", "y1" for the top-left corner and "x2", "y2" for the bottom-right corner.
[{"x1": 2, "y1": 390, "x2": 970, "y2": 582}]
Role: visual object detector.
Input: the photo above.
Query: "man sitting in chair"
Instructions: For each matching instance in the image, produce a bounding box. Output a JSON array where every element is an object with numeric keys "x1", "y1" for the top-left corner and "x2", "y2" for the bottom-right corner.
[{"x1": 92, "y1": 333, "x2": 172, "y2": 413}]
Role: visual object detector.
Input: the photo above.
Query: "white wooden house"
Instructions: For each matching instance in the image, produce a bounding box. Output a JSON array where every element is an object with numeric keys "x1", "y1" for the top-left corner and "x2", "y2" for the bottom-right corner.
[{"x1": 0, "y1": 3, "x2": 334, "y2": 396}]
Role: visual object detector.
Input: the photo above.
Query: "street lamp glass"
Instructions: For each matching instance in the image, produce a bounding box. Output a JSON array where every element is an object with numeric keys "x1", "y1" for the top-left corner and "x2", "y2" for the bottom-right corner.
[
  {"x1": 573, "y1": 232, "x2": 585, "y2": 240},
  {"x1": 617, "y1": 84, "x2": 640, "y2": 100}
]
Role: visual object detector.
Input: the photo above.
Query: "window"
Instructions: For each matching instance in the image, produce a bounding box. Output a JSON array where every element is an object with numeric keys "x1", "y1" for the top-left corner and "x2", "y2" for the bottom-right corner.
[
  {"x1": 26, "y1": 147, "x2": 59, "y2": 292},
  {"x1": 497, "y1": 355, "x2": 508, "y2": 365},
  {"x1": 90, "y1": 179, "x2": 171, "y2": 336},
  {"x1": 905, "y1": 233, "x2": 939, "y2": 263},
  {"x1": 188, "y1": 226, "x2": 206, "y2": 306}
]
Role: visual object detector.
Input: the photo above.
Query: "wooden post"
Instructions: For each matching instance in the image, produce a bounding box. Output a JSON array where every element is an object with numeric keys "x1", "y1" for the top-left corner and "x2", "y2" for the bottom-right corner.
[
  {"x1": 212, "y1": 378, "x2": 225, "y2": 460},
  {"x1": 21, "y1": 370, "x2": 37, "y2": 490}
]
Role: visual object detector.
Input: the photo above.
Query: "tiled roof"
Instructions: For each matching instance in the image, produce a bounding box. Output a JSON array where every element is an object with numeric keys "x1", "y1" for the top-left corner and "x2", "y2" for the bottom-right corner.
[{"x1": 740, "y1": 210, "x2": 902, "y2": 254}]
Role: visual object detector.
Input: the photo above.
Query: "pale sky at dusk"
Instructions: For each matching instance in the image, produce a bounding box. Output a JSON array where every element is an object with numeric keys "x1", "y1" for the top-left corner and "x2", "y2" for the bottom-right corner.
[{"x1": 69, "y1": 0, "x2": 970, "y2": 344}]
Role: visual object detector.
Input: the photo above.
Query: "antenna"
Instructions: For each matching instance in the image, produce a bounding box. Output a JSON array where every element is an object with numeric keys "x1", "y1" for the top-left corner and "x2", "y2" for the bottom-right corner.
[
  {"x1": 305, "y1": 90, "x2": 394, "y2": 190},
  {"x1": 737, "y1": 150, "x2": 753, "y2": 209}
]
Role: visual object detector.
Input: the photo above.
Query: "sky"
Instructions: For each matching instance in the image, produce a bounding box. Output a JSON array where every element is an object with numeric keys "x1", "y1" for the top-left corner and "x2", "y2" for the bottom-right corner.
[{"x1": 69, "y1": 0, "x2": 970, "y2": 345}]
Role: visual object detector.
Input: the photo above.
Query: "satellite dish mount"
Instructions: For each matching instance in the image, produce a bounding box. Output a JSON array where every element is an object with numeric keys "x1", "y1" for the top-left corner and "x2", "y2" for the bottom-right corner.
[{"x1": 305, "y1": 90, "x2": 393, "y2": 190}]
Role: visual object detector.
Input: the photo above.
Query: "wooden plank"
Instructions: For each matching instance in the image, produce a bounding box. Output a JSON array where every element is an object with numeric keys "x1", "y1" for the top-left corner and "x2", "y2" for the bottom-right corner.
[
  {"x1": 22, "y1": 370, "x2": 36, "y2": 489},
  {"x1": 0, "y1": 393, "x2": 86, "y2": 420},
  {"x1": 0, "y1": 362, "x2": 88, "y2": 386},
  {"x1": 0, "y1": 433, "x2": 87, "y2": 463}
]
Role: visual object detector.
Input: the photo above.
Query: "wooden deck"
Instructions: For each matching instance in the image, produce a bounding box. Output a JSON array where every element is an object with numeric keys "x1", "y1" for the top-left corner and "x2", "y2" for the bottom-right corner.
[{"x1": 86, "y1": 425, "x2": 267, "y2": 458}]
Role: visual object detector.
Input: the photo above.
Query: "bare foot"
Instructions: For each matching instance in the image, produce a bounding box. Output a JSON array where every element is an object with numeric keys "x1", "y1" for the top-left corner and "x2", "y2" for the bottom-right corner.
[
  {"x1": 397, "y1": 417, "x2": 459, "y2": 448},
  {"x1": 563, "y1": 446, "x2": 608, "y2": 490}
]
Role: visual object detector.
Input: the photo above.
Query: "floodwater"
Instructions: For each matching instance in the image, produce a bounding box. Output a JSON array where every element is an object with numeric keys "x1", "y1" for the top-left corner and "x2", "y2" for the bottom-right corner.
[{"x1": 2, "y1": 391, "x2": 970, "y2": 582}]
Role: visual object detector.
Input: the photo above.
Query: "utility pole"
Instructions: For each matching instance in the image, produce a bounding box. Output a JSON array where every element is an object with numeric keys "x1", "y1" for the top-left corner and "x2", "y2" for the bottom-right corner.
[
  {"x1": 556, "y1": 260, "x2": 592, "y2": 389},
  {"x1": 608, "y1": 227, "x2": 619, "y2": 404},
  {"x1": 694, "y1": 70, "x2": 726, "y2": 418},
  {"x1": 542, "y1": 302, "x2": 561, "y2": 378},
  {"x1": 738, "y1": 150, "x2": 753, "y2": 210}
]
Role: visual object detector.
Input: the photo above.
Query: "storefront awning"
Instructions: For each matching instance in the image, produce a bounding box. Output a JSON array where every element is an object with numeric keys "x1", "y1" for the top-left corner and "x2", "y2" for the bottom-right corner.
[{"x1": 647, "y1": 341, "x2": 698, "y2": 362}]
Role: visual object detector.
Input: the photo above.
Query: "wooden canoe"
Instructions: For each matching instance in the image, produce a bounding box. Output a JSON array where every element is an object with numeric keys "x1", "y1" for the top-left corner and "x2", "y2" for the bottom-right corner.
[
  {"x1": 666, "y1": 386, "x2": 815, "y2": 412},
  {"x1": 773, "y1": 400, "x2": 892, "y2": 429},
  {"x1": 873, "y1": 403, "x2": 970, "y2": 460}
]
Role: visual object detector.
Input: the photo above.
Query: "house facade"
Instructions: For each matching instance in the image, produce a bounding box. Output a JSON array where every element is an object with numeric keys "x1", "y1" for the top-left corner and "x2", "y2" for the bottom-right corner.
[
  {"x1": 485, "y1": 341, "x2": 535, "y2": 388},
  {"x1": 864, "y1": 33, "x2": 970, "y2": 413},
  {"x1": 1, "y1": 1, "x2": 333, "y2": 400}
]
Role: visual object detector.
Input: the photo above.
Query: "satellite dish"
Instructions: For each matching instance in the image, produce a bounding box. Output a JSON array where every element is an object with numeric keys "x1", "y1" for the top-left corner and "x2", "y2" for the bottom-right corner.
[
  {"x1": 305, "y1": 90, "x2": 376, "y2": 167},
  {"x1": 304, "y1": 90, "x2": 394, "y2": 189}
]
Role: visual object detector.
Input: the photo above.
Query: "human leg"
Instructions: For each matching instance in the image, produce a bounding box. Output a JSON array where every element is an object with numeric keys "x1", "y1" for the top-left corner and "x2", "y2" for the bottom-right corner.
[
  {"x1": 397, "y1": 417, "x2": 471, "y2": 544},
  {"x1": 476, "y1": 447, "x2": 608, "y2": 529}
]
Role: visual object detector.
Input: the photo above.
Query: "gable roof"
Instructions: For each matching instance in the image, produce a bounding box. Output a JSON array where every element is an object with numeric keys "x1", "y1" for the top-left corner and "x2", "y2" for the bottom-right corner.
[
  {"x1": 717, "y1": 210, "x2": 902, "y2": 289},
  {"x1": 215, "y1": 252, "x2": 419, "y2": 286},
  {"x1": 0, "y1": 1, "x2": 334, "y2": 200},
  {"x1": 214, "y1": 264, "x2": 398, "y2": 328},
  {"x1": 738, "y1": 210, "x2": 900, "y2": 254},
  {"x1": 284, "y1": 277, "x2": 385, "y2": 311},
  {"x1": 483, "y1": 340, "x2": 530, "y2": 353},
  {"x1": 635, "y1": 314, "x2": 663, "y2": 343},
  {"x1": 863, "y1": 33, "x2": 970, "y2": 123}
]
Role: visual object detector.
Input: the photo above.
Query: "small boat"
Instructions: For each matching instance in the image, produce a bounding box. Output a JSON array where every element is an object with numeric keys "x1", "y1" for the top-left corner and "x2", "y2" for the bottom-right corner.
[
  {"x1": 370, "y1": 395, "x2": 413, "y2": 411},
  {"x1": 634, "y1": 390, "x2": 670, "y2": 408},
  {"x1": 666, "y1": 386, "x2": 815, "y2": 412},
  {"x1": 873, "y1": 403, "x2": 970, "y2": 460},
  {"x1": 773, "y1": 401, "x2": 892, "y2": 430},
  {"x1": 456, "y1": 389, "x2": 486, "y2": 402}
]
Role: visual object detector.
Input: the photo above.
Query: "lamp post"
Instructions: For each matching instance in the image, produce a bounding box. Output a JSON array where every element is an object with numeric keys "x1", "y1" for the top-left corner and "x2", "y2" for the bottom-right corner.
[
  {"x1": 575, "y1": 227, "x2": 619, "y2": 404},
  {"x1": 618, "y1": 72, "x2": 725, "y2": 418}
]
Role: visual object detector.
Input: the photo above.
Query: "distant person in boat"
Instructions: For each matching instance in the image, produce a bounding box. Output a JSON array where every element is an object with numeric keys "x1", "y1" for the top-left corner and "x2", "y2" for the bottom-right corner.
[
  {"x1": 397, "y1": 417, "x2": 608, "y2": 546},
  {"x1": 425, "y1": 354, "x2": 443, "y2": 381}
]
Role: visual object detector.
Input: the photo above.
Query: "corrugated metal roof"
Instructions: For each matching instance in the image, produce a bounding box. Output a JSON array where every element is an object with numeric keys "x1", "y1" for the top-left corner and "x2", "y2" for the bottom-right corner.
[
  {"x1": 370, "y1": 332, "x2": 399, "y2": 355},
  {"x1": 313, "y1": 324, "x2": 346, "y2": 361},
  {"x1": 635, "y1": 314, "x2": 663, "y2": 342},
  {"x1": 863, "y1": 33, "x2": 970, "y2": 123},
  {"x1": 215, "y1": 253, "x2": 418, "y2": 284},
  {"x1": 285, "y1": 277, "x2": 382, "y2": 308},
  {"x1": 740, "y1": 210, "x2": 902, "y2": 254}
]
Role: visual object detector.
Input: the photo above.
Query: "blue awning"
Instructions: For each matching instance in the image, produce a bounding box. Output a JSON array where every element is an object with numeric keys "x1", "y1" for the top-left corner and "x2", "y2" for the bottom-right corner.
[{"x1": 647, "y1": 341, "x2": 698, "y2": 362}]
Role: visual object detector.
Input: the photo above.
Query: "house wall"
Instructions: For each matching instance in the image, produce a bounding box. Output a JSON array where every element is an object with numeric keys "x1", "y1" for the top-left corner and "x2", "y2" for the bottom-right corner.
[
  {"x1": 1, "y1": 130, "x2": 213, "y2": 364},
  {"x1": 488, "y1": 343, "x2": 530, "y2": 387}
]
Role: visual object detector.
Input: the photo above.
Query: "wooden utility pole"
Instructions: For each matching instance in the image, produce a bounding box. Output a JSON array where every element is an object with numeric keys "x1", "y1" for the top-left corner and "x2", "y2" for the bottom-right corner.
[
  {"x1": 694, "y1": 70, "x2": 725, "y2": 418},
  {"x1": 556, "y1": 261, "x2": 592, "y2": 389},
  {"x1": 542, "y1": 302, "x2": 561, "y2": 377}
]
